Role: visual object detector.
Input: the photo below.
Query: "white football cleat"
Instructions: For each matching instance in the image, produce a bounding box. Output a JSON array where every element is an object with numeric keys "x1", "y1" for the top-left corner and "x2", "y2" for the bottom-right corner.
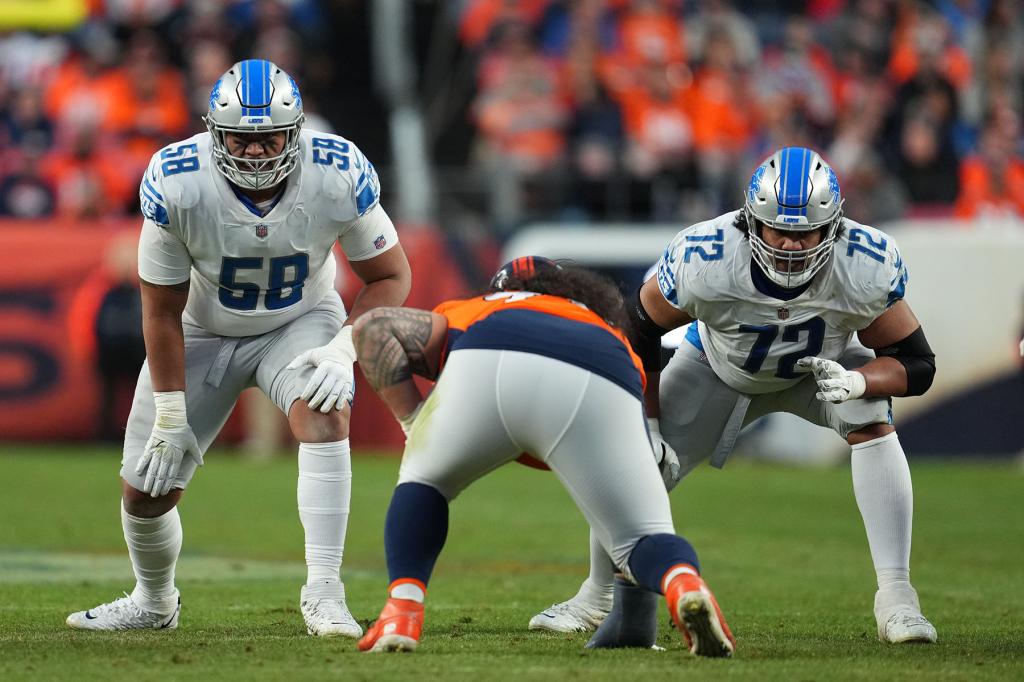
[
  {"x1": 66, "y1": 592, "x2": 180, "y2": 631},
  {"x1": 301, "y1": 582, "x2": 363, "y2": 638},
  {"x1": 875, "y1": 586, "x2": 937, "y2": 644},
  {"x1": 528, "y1": 597, "x2": 611, "y2": 633}
]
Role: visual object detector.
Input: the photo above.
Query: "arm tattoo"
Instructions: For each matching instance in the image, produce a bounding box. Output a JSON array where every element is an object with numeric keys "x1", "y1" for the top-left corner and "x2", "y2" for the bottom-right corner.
[{"x1": 355, "y1": 308, "x2": 436, "y2": 391}]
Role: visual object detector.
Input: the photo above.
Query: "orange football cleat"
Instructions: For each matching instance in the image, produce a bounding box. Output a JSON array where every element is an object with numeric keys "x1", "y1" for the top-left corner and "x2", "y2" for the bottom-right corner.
[
  {"x1": 357, "y1": 597, "x2": 424, "y2": 653},
  {"x1": 663, "y1": 566, "x2": 735, "y2": 658}
]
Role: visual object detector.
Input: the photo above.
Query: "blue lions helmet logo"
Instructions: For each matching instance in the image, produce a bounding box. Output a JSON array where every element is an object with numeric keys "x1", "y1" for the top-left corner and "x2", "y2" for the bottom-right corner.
[
  {"x1": 209, "y1": 78, "x2": 222, "y2": 113},
  {"x1": 289, "y1": 76, "x2": 302, "y2": 108},
  {"x1": 826, "y1": 166, "x2": 841, "y2": 204},
  {"x1": 747, "y1": 164, "x2": 767, "y2": 202}
]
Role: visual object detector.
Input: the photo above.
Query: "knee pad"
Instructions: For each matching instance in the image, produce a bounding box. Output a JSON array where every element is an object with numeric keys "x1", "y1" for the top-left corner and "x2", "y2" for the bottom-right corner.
[{"x1": 828, "y1": 396, "x2": 892, "y2": 439}]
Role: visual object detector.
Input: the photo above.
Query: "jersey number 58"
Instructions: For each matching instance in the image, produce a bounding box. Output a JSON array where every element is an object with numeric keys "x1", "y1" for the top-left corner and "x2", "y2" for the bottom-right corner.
[{"x1": 219, "y1": 254, "x2": 309, "y2": 311}]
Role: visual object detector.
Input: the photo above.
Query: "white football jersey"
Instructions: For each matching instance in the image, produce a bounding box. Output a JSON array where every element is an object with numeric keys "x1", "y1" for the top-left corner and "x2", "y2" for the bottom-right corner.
[
  {"x1": 655, "y1": 210, "x2": 908, "y2": 394},
  {"x1": 136, "y1": 129, "x2": 398, "y2": 337}
]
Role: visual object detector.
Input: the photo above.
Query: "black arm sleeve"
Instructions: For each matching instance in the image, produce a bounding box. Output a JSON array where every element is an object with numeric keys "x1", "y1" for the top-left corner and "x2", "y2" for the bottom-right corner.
[
  {"x1": 627, "y1": 288, "x2": 671, "y2": 372},
  {"x1": 875, "y1": 326, "x2": 936, "y2": 396}
]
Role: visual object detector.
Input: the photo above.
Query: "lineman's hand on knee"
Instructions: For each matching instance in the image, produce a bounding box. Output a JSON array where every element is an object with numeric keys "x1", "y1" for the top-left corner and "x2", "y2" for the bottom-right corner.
[
  {"x1": 648, "y1": 418, "x2": 681, "y2": 491},
  {"x1": 796, "y1": 356, "x2": 866, "y2": 403},
  {"x1": 288, "y1": 327, "x2": 356, "y2": 413},
  {"x1": 135, "y1": 391, "x2": 203, "y2": 498}
]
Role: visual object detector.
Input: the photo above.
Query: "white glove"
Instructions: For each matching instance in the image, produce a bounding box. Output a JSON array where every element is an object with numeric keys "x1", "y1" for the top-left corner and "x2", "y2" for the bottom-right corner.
[
  {"x1": 648, "y1": 418, "x2": 681, "y2": 492},
  {"x1": 795, "y1": 356, "x2": 866, "y2": 403},
  {"x1": 1019, "y1": 338, "x2": 1023, "y2": 357},
  {"x1": 135, "y1": 391, "x2": 203, "y2": 498},
  {"x1": 287, "y1": 326, "x2": 356, "y2": 413},
  {"x1": 398, "y1": 402, "x2": 423, "y2": 439}
]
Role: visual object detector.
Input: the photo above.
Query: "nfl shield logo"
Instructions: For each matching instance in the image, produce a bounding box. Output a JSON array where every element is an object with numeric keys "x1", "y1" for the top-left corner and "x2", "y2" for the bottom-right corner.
[
  {"x1": 255, "y1": 224, "x2": 268, "y2": 239},
  {"x1": 374, "y1": 234, "x2": 386, "y2": 249},
  {"x1": 777, "y1": 307, "x2": 790, "y2": 320}
]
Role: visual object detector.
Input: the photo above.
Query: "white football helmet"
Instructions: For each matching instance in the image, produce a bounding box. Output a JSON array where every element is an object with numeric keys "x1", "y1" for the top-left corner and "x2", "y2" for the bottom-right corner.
[
  {"x1": 204, "y1": 59, "x2": 304, "y2": 191},
  {"x1": 743, "y1": 147, "x2": 844, "y2": 288}
]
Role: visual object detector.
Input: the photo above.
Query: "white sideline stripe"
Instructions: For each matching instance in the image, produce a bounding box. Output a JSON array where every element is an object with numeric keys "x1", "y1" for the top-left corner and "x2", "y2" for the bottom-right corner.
[{"x1": 0, "y1": 550, "x2": 375, "y2": 584}]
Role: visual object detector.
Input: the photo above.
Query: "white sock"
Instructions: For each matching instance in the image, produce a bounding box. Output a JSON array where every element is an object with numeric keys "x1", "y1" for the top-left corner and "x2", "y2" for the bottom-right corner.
[
  {"x1": 577, "y1": 529, "x2": 614, "y2": 605},
  {"x1": 390, "y1": 581, "x2": 425, "y2": 603},
  {"x1": 298, "y1": 440, "x2": 351, "y2": 586},
  {"x1": 850, "y1": 432, "x2": 913, "y2": 591},
  {"x1": 123, "y1": 501, "x2": 181, "y2": 614}
]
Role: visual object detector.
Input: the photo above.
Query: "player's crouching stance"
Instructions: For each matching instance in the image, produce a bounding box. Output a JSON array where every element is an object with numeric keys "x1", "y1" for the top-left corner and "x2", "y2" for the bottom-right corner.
[
  {"x1": 533, "y1": 147, "x2": 938, "y2": 646},
  {"x1": 351, "y1": 258, "x2": 735, "y2": 656},
  {"x1": 66, "y1": 60, "x2": 411, "y2": 636}
]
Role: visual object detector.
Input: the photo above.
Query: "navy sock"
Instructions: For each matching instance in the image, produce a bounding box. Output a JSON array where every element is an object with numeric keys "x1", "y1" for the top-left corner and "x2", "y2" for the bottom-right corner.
[
  {"x1": 385, "y1": 482, "x2": 449, "y2": 585},
  {"x1": 586, "y1": 577, "x2": 659, "y2": 649},
  {"x1": 627, "y1": 533, "x2": 700, "y2": 594}
]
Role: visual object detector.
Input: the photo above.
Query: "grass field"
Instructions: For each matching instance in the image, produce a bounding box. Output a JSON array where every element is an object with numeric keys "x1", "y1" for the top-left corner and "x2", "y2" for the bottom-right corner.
[{"x1": 1, "y1": 446, "x2": 1022, "y2": 681}]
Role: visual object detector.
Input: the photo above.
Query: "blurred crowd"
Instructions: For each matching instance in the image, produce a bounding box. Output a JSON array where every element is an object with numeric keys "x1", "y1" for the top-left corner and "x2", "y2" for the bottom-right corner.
[
  {"x1": 463, "y1": 0, "x2": 1024, "y2": 228},
  {"x1": 0, "y1": 0, "x2": 331, "y2": 222},
  {"x1": 2, "y1": 0, "x2": 1024, "y2": 232}
]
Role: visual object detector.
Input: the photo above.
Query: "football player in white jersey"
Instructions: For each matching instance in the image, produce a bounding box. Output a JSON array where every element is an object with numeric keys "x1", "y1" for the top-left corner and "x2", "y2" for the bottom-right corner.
[
  {"x1": 66, "y1": 60, "x2": 411, "y2": 637},
  {"x1": 530, "y1": 147, "x2": 938, "y2": 646}
]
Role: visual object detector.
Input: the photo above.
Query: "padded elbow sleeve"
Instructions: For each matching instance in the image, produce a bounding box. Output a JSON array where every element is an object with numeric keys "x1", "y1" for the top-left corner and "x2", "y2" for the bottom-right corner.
[
  {"x1": 628, "y1": 289, "x2": 671, "y2": 372},
  {"x1": 876, "y1": 326, "x2": 936, "y2": 396}
]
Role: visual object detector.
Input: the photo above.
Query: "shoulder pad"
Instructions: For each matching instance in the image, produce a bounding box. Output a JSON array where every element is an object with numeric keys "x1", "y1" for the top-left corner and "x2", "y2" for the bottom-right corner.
[
  {"x1": 836, "y1": 220, "x2": 908, "y2": 311},
  {"x1": 305, "y1": 131, "x2": 381, "y2": 222}
]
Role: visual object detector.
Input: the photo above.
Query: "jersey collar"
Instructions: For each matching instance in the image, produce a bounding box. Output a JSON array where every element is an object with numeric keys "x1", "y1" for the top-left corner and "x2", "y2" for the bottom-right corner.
[
  {"x1": 228, "y1": 182, "x2": 285, "y2": 217},
  {"x1": 750, "y1": 260, "x2": 812, "y2": 301}
]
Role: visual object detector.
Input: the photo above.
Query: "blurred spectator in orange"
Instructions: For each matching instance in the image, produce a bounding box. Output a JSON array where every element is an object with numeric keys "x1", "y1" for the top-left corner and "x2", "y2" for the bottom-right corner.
[
  {"x1": 688, "y1": 27, "x2": 754, "y2": 212},
  {"x1": 689, "y1": 28, "x2": 751, "y2": 155},
  {"x1": 617, "y1": 0, "x2": 685, "y2": 66},
  {"x1": 43, "y1": 25, "x2": 122, "y2": 133},
  {"x1": 40, "y1": 110, "x2": 133, "y2": 219},
  {"x1": 618, "y1": 59, "x2": 696, "y2": 219},
  {"x1": 103, "y1": 30, "x2": 190, "y2": 179},
  {"x1": 832, "y1": 44, "x2": 885, "y2": 114},
  {"x1": 954, "y1": 108, "x2": 1024, "y2": 219},
  {"x1": 0, "y1": 148, "x2": 56, "y2": 218},
  {"x1": 473, "y1": 20, "x2": 570, "y2": 228},
  {"x1": 67, "y1": 232, "x2": 145, "y2": 440},
  {"x1": 620, "y1": 60, "x2": 692, "y2": 173},
  {"x1": 888, "y1": 8, "x2": 971, "y2": 90},
  {"x1": 460, "y1": 0, "x2": 549, "y2": 49}
]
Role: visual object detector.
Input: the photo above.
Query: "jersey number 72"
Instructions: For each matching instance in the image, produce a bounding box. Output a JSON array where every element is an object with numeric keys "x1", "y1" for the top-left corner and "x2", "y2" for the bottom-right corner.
[{"x1": 739, "y1": 317, "x2": 825, "y2": 378}]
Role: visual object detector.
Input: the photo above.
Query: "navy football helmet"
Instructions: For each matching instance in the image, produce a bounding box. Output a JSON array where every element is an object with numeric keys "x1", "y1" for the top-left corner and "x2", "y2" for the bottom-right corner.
[{"x1": 488, "y1": 256, "x2": 561, "y2": 291}]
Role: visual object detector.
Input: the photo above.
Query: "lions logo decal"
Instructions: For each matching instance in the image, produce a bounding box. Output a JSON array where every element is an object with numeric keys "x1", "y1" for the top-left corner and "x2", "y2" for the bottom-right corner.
[
  {"x1": 826, "y1": 166, "x2": 841, "y2": 205},
  {"x1": 209, "y1": 79, "x2": 222, "y2": 112},
  {"x1": 747, "y1": 164, "x2": 767, "y2": 202}
]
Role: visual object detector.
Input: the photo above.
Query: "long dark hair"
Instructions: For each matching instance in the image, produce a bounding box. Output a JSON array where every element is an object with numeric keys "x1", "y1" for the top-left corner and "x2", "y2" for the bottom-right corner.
[{"x1": 494, "y1": 264, "x2": 632, "y2": 334}]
